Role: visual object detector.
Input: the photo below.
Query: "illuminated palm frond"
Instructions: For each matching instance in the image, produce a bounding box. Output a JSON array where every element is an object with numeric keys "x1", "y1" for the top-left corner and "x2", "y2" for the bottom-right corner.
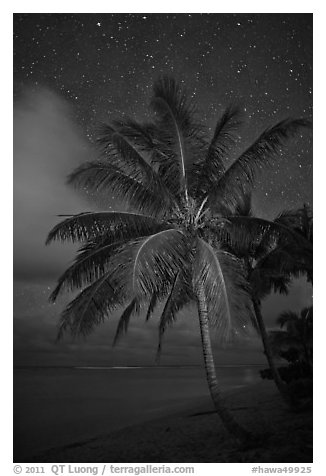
[
  {"x1": 46, "y1": 211, "x2": 163, "y2": 244},
  {"x1": 150, "y1": 76, "x2": 206, "y2": 199},
  {"x1": 193, "y1": 239, "x2": 253, "y2": 339}
]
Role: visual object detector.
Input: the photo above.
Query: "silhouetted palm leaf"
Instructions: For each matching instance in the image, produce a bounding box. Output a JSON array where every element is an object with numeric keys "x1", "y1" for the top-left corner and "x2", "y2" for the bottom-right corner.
[
  {"x1": 68, "y1": 161, "x2": 170, "y2": 216},
  {"x1": 193, "y1": 105, "x2": 243, "y2": 197},
  {"x1": 223, "y1": 215, "x2": 313, "y2": 254},
  {"x1": 113, "y1": 298, "x2": 140, "y2": 345},
  {"x1": 249, "y1": 265, "x2": 292, "y2": 301},
  {"x1": 50, "y1": 239, "x2": 124, "y2": 302},
  {"x1": 156, "y1": 270, "x2": 193, "y2": 358},
  {"x1": 275, "y1": 204, "x2": 313, "y2": 243},
  {"x1": 57, "y1": 275, "x2": 121, "y2": 339},
  {"x1": 110, "y1": 118, "x2": 160, "y2": 156},
  {"x1": 210, "y1": 118, "x2": 311, "y2": 211},
  {"x1": 146, "y1": 293, "x2": 158, "y2": 321},
  {"x1": 270, "y1": 307, "x2": 312, "y2": 362}
]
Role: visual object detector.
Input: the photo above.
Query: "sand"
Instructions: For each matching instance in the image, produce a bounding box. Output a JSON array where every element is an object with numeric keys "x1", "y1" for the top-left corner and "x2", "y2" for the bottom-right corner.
[{"x1": 25, "y1": 381, "x2": 312, "y2": 463}]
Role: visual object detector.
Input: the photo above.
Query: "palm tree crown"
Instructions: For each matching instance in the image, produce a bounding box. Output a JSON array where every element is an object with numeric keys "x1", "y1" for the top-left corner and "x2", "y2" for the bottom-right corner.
[{"x1": 46, "y1": 76, "x2": 311, "y2": 352}]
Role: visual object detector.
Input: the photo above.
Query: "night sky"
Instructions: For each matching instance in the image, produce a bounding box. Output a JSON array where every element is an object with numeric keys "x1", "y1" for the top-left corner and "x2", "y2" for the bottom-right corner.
[{"x1": 13, "y1": 13, "x2": 313, "y2": 367}]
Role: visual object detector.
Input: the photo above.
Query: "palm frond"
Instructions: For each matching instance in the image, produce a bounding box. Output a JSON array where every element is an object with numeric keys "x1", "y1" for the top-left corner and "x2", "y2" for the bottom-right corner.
[
  {"x1": 57, "y1": 237, "x2": 159, "y2": 339},
  {"x1": 277, "y1": 310, "x2": 299, "y2": 329},
  {"x1": 50, "y1": 226, "x2": 167, "y2": 302},
  {"x1": 210, "y1": 118, "x2": 311, "y2": 210},
  {"x1": 207, "y1": 216, "x2": 271, "y2": 259},
  {"x1": 96, "y1": 121, "x2": 154, "y2": 178},
  {"x1": 46, "y1": 211, "x2": 163, "y2": 245},
  {"x1": 57, "y1": 274, "x2": 121, "y2": 339},
  {"x1": 96, "y1": 122, "x2": 175, "y2": 206},
  {"x1": 131, "y1": 229, "x2": 189, "y2": 298},
  {"x1": 193, "y1": 238, "x2": 253, "y2": 340},
  {"x1": 271, "y1": 306, "x2": 312, "y2": 358},
  {"x1": 146, "y1": 293, "x2": 158, "y2": 321},
  {"x1": 156, "y1": 270, "x2": 193, "y2": 360},
  {"x1": 193, "y1": 105, "x2": 243, "y2": 197},
  {"x1": 57, "y1": 225, "x2": 191, "y2": 342},
  {"x1": 275, "y1": 204, "x2": 313, "y2": 243},
  {"x1": 50, "y1": 239, "x2": 125, "y2": 302},
  {"x1": 113, "y1": 298, "x2": 140, "y2": 345},
  {"x1": 255, "y1": 245, "x2": 312, "y2": 282},
  {"x1": 68, "y1": 161, "x2": 170, "y2": 216},
  {"x1": 249, "y1": 266, "x2": 291, "y2": 301},
  {"x1": 110, "y1": 118, "x2": 159, "y2": 154},
  {"x1": 234, "y1": 191, "x2": 252, "y2": 217},
  {"x1": 150, "y1": 76, "x2": 206, "y2": 200},
  {"x1": 220, "y1": 216, "x2": 313, "y2": 255}
]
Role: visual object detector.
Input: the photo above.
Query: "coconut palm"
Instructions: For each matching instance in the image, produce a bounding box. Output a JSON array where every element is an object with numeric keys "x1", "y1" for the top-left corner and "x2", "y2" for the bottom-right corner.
[
  {"x1": 220, "y1": 197, "x2": 312, "y2": 404},
  {"x1": 250, "y1": 204, "x2": 312, "y2": 393},
  {"x1": 217, "y1": 194, "x2": 290, "y2": 400},
  {"x1": 46, "y1": 77, "x2": 311, "y2": 444}
]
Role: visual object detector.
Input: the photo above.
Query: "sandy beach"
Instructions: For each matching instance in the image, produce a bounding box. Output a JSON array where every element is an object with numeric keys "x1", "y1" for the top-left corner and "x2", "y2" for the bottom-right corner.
[
  {"x1": 14, "y1": 365, "x2": 263, "y2": 459},
  {"x1": 25, "y1": 381, "x2": 312, "y2": 463}
]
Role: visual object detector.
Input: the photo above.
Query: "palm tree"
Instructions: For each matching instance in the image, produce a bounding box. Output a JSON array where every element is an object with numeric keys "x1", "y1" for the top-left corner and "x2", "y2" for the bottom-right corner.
[
  {"x1": 267, "y1": 306, "x2": 313, "y2": 406},
  {"x1": 270, "y1": 306, "x2": 313, "y2": 370},
  {"x1": 46, "y1": 77, "x2": 311, "y2": 444},
  {"x1": 273, "y1": 204, "x2": 313, "y2": 284},
  {"x1": 251, "y1": 205, "x2": 312, "y2": 399},
  {"x1": 221, "y1": 198, "x2": 312, "y2": 405}
]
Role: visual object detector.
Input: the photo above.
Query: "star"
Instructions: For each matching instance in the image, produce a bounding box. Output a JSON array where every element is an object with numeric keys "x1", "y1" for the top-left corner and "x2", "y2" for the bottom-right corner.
[{"x1": 14, "y1": 12, "x2": 312, "y2": 245}]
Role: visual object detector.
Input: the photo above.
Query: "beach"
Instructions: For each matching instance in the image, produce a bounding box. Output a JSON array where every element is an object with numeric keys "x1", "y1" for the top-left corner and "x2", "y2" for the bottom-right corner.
[
  {"x1": 14, "y1": 365, "x2": 259, "y2": 460},
  {"x1": 28, "y1": 381, "x2": 312, "y2": 463},
  {"x1": 14, "y1": 367, "x2": 312, "y2": 463}
]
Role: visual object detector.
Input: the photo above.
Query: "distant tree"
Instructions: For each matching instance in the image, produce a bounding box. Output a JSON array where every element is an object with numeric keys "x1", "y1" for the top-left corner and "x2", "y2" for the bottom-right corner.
[
  {"x1": 217, "y1": 197, "x2": 312, "y2": 405},
  {"x1": 270, "y1": 306, "x2": 313, "y2": 370},
  {"x1": 272, "y1": 204, "x2": 313, "y2": 284}
]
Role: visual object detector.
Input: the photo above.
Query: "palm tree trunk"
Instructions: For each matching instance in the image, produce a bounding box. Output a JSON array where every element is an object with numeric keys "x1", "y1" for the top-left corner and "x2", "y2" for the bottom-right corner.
[
  {"x1": 252, "y1": 298, "x2": 293, "y2": 406},
  {"x1": 196, "y1": 283, "x2": 254, "y2": 444}
]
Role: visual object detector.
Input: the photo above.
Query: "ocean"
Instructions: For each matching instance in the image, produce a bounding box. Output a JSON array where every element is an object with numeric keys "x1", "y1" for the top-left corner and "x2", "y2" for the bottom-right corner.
[{"x1": 14, "y1": 365, "x2": 263, "y2": 459}]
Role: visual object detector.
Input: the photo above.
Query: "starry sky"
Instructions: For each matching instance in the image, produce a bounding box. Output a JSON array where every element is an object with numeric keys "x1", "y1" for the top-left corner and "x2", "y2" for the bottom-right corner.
[{"x1": 13, "y1": 13, "x2": 313, "y2": 367}]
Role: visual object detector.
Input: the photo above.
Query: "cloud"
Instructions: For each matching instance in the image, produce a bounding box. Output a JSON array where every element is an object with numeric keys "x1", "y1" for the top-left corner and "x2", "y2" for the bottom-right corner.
[{"x1": 13, "y1": 87, "x2": 90, "y2": 282}]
